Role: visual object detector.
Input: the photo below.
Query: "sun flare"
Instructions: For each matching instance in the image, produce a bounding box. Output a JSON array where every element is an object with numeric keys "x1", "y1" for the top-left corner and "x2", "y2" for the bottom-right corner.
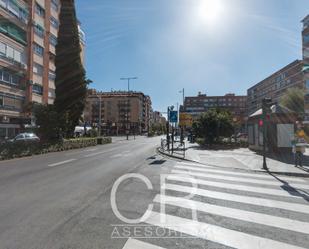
[{"x1": 197, "y1": 0, "x2": 224, "y2": 25}]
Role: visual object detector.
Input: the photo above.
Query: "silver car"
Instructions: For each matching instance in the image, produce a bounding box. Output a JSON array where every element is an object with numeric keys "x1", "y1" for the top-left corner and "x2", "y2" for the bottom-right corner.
[{"x1": 9, "y1": 133, "x2": 40, "y2": 143}]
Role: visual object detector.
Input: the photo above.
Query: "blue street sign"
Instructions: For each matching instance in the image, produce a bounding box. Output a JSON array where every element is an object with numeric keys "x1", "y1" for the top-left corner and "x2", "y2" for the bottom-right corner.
[{"x1": 169, "y1": 111, "x2": 178, "y2": 123}]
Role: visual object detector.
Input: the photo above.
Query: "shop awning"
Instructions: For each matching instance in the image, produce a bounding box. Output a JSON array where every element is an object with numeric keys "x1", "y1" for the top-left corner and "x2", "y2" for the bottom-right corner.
[{"x1": 302, "y1": 64, "x2": 309, "y2": 72}]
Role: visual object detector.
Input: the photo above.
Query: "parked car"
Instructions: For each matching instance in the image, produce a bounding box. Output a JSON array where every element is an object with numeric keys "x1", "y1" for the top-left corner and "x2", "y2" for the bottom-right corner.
[
  {"x1": 237, "y1": 133, "x2": 248, "y2": 142},
  {"x1": 9, "y1": 133, "x2": 40, "y2": 143}
]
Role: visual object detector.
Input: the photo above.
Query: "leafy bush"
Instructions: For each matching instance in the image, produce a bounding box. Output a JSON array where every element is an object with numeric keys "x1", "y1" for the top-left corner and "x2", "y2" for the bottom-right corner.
[
  {"x1": 192, "y1": 109, "x2": 234, "y2": 145},
  {"x1": 97, "y1": 137, "x2": 112, "y2": 144},
  {"x1": 0, "y1": 137, "x2": 111, "y2": 161},
  {"x1": 148, "y1": 131, "x2": 155, "y2": 137},
  {"x1": 88, "y1": 129, "x2": 98, "y2": 137}
]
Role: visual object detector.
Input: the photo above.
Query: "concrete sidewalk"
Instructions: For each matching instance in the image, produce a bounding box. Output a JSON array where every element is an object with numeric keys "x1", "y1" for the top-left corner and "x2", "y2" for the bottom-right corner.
[{"x1": 185, "y1": 142, "x2": 309, "y2": 177}]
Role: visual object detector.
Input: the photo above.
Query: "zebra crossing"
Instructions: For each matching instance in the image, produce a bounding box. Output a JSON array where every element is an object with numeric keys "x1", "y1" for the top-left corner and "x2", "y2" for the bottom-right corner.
[{"x1": 122, "y1": 161, "x2": 309, "y2": 249}]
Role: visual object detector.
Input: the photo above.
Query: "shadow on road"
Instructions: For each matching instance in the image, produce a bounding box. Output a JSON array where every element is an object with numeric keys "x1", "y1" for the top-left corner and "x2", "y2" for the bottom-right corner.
[{"x1": 266, "y1": 169, "x2": 309, "y2": 202}]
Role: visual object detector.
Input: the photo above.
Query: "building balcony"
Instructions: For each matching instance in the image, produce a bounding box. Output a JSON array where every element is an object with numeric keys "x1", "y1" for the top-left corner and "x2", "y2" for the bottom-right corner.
[
  {"x1": 0, "y1": 54, "x2": 26, "y2": 72},
  {"x1": 0, "y1": 104, "x2": 21, "y2": 112},
  {"x1": 0, "y1": 4, "x2": 28, "y2": 30}
]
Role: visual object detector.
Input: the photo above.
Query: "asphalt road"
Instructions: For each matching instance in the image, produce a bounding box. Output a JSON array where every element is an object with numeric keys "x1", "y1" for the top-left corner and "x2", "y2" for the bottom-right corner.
[
  {"x1": 0, "y1": 136, "x2": 165, "y2": 249},
  {"x1": 1, "y1": 136, "x2": 309, "y2": 249}
]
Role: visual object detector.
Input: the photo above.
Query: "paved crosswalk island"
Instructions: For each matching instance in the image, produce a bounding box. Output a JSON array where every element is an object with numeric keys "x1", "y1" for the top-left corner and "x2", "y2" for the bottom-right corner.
[{"x1": 122, "y1": 161, "x2": 309, "y2": 249}]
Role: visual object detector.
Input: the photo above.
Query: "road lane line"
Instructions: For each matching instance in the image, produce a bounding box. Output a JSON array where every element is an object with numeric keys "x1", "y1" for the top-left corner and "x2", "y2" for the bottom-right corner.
[
  {"x1": 171, "y1": 169, "x2": 309, "y2": 189},
  {"x1": 84, "y1": 148, "x2": 98, "y2": 152},
  {"x1": 48, "y1": 159, "x2": 77, "y2": 167},
  {"x1": 174, "y1": 165, "x2": 307, "y2": 183},
  {"x1": 83, "y1": 148, "x2": 119, "y2": 158},
  {"x1": 164, "y1": 183, "x2": 309, "y2": 214},
  {"x1": 146, "y1": 212, "x2": 306, "y2": 249},
  {"x1": 123, "y1": 239, "x2": 166, "y2": 249},
  {"x1": 167, "y1": 175, "x2": 301, "y2": 198},
  {"x1": 154, "y1": 194, "x2": 309, "y2": 234}
]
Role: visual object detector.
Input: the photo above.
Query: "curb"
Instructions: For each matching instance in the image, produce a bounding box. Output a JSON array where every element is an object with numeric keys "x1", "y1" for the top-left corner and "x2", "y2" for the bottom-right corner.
[{"x1": 157, "y1": 147, "x2": 309, "y2": 178}]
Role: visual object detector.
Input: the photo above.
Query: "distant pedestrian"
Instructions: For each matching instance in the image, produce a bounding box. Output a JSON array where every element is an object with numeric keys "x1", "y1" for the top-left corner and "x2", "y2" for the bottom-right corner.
[{"x1": 292, "y1": 131, "x2": 306, "y2": 167}]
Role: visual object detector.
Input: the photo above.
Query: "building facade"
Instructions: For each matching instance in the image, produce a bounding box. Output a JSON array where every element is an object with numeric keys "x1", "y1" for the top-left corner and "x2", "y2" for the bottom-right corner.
[
  {"x1": 152, "y1": 111, "x2": 166, "y2": 126},
  {"x1": 0, "y1": 0, "x2": 84, "y2": 139},
  {"x1": 84, "y1": 90, "x2": 153, "y2": 135},
  {"x1": 247, "y1": 60, "x2": 305, "y2": 115},
  {"x1": 182, "y1": 92, "x2": 247, "y2": 123},
  {"x1": 302, "y1": 15, "x2": 309, "y2": 120}
]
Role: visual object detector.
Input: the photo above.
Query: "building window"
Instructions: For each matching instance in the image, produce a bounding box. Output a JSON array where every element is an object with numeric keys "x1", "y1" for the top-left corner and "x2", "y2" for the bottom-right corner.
[
  {"x1": 0, "y1": 0, "x2": 29, "y2": 24},
  {"x1": 0, "y1": 95, "x2": 3, "y2": 107},
  {"x1": 33, "y1": 43, "x2": 44, "y2": 56},
  {"x1": 0, "y1": 0, "x2": 6, "y2": 8},
  {"x1": 51, "y1": 0, "x2": 59, "y2": 11},
  {"x1": 304, "y1": 34, "x2": 309, "y2": 45},
  {"x1": 48, "y1": 88, "x2": 55, "y2": 98},
  {"x1": 0, "y1": 21, "x2": 27, "y2": 45},
  {"x1": 0, "y1": 42, "x2": 5, "y2": 55},
  {"x1": 0, "y1": 69, "x2": 20, "y2": 86},
  {"x1": 50, "y1": 16, "x2": 59, "y2": 29},
  {"x1": 32, "y1": 84, "x2": 43, "y2": 95},
  {"x1": 48, "y1": 70, "x2": 56, "y2": 80},
  {"x1": 34, "y1": 24, "x2": 44, "y2": 38},
  {"x1": 6, "y1": 45, "x2": 13, "y2": 59},
  {"x1": 33, "y1": 63, "x2": 43, "y2": 76},
  {"x1": 35, "y1": 2, "x2": 45, "y2": 17},
  {"x1": 2, "y1": 71, "x2": 10, "y2": 82},
  {"x1": 0, "y1": 42, "x2": 23, "y2": 64},
  {"x1": 49, "y1": 34, "x2": 57, "y2": 46},
  {"x1": 7, "y1": 0, "x2": 19, "y2": 17}
]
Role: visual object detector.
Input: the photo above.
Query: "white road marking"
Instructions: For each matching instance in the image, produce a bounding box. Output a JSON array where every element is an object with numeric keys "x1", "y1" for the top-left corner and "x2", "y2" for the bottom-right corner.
[
  {"x1": 154, "y1": 194, "x2": 309, "y2": 234},
  {"x1": 174, "y1": 164, "x2": 307, "y2": 183},
  {"x1": 167, "y1": 175, "x2": 301, "y2": 198},
  {"x1": 171, "y1": 169, "x2": 309, "y2": 189},
  {"x1": 48, "y1": 159, "x2": 77, "y2": 167},
  {"x1": 123, "y1": 239, "x2": 166, "y2": 249},
  {"x1": 84, "y1": 148, "x2": 97, "y2": 152},
  {"x1": 146, "y1": 211, "x2": 306, "y2": 249},
  {"x1": 164, "y1": 183, "x2": 309, "y2": 214},
  {"x1": 110, "y1": 153, "x2": 123, "y2": 158},
  {"x1": 83, "y1": 148, "x2": 118, "y2": 158}
]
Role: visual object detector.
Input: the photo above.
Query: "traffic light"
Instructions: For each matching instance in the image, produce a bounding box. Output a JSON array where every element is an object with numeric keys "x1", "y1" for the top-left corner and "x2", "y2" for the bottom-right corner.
[{"x1": 262, "y1": 98, "x2": 272, "y2": 114}]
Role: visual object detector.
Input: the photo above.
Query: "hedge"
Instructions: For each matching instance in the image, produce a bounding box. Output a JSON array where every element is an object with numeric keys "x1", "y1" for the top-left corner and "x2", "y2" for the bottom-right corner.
[
  {"x1": 0, "y1": 137, "x2": 112, "y2": 160},
  {"x1": 196, "y1": 137, "x2": 248, "y2": 149}
]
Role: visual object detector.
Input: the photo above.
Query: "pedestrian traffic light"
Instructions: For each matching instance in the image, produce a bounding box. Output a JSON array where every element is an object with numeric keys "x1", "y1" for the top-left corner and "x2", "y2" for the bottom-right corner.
[{"x1": 259, "y1": 119, "x2": 263, "y2": 127}]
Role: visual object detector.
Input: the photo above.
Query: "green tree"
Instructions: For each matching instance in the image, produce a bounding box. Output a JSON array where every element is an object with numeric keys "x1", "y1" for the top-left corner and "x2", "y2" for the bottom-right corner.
[
  {"x1": 33, "y1": 104, "x2": 63, "y2": 142},
  {"x1": 192, "y1": 109, "x2": 234, "y2": 145},
  {"x1": 280, "y1": 87, "x2": 304, "y2": 115},
  {"x1": 54, "y1": 0, "x2": 89, "y2": 137}
]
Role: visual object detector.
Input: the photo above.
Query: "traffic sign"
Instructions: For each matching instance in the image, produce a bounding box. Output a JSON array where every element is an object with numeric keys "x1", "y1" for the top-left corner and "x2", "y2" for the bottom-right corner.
[
  {"x1": 179, "y1": 113, "x2": 193, "y2": 127},
  {"x1": 169, "y1": 111, "x2": 178, "y2": 123}
]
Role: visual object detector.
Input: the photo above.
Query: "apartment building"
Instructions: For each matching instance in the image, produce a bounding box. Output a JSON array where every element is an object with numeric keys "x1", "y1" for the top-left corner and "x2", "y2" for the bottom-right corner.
[
  {"x1": 182, "y1": 92, "x2": 247, "y2": 123},
  {"x1": 303, "y1": 15, "x2": 309, "y2": 120},
  {"x1": 247, "y1": 60, "x2": 305, "y2": 115},
  {"x1": 84, "y1": 90, "x2": 153, "y2": 135},
  {"x1": 0, "y1": 0, "x2": 85, "y2": 139},
  {"x1": 152, "y1": 111, "x2": 166, "y2": 126}
]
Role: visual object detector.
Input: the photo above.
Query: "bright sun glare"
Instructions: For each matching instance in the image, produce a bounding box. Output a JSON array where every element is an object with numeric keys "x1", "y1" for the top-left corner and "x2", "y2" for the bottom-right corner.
[{"x1": 197, "y1": 0, "x2": 224, "y2": 25}]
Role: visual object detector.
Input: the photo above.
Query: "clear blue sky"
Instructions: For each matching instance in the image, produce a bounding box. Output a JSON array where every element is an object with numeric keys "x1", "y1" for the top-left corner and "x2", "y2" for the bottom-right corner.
[{"x1": 75, "y1": 0, "x2": 308, "y2": 113}]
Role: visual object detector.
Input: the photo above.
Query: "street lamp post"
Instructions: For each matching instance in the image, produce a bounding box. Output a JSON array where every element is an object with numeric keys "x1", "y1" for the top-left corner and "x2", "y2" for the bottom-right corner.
[
  {"x1": 120, "y1": 77, "x2": 138, "y2": 92},
  {"x1": 95, "y1": 94, "x2": 102, "y2": 137},
  {"x1": 179, "y1": 88, "x2": 185, "y2": 144}
]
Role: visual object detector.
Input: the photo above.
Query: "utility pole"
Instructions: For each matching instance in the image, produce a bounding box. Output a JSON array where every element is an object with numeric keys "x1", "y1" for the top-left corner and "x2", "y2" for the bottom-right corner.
[{"x1": 120, "y1": 77, "x2": 138, "y2": 92}]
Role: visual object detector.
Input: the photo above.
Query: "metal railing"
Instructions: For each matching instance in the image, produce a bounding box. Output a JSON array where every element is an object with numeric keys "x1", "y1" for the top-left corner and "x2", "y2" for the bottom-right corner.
[{"x1": 160, "y1": 137, "x2": 186, "y2": 159}]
